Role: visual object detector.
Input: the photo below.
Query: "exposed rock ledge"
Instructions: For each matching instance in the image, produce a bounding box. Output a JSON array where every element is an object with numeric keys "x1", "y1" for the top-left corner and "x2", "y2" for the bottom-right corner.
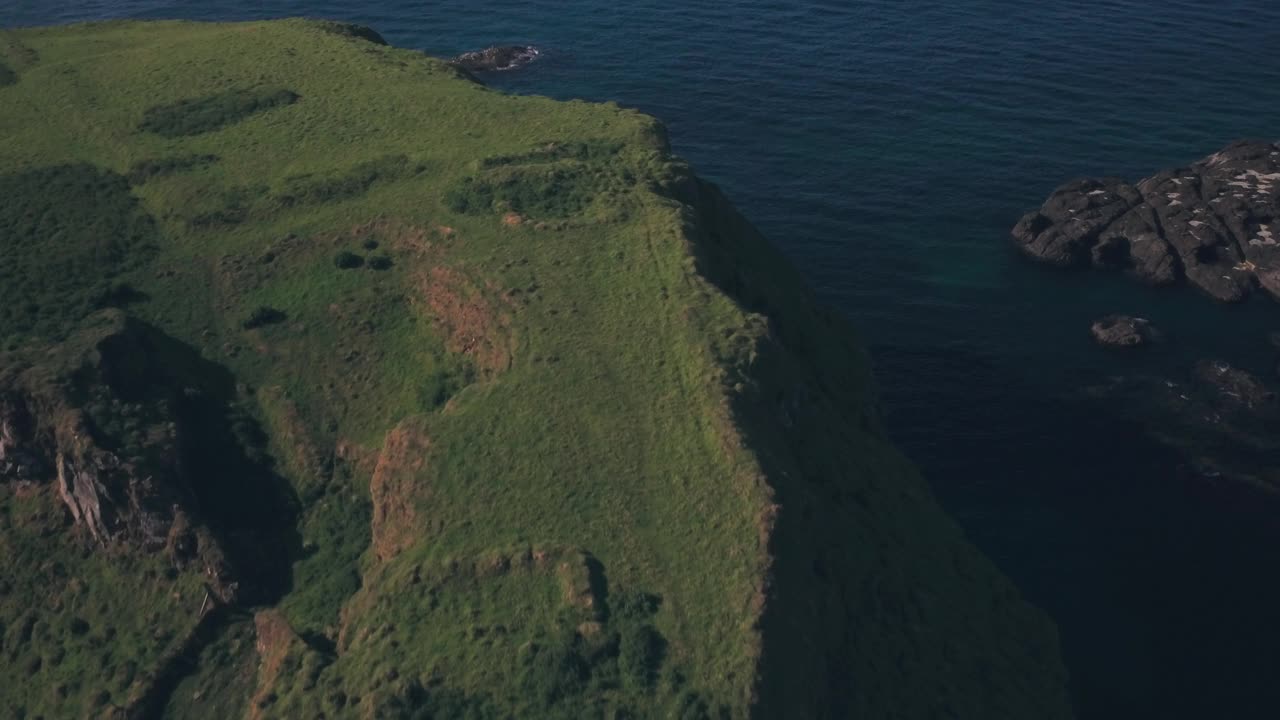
[
  {"x1": 1013, "y1": 140, "x2": 1280, "y2": 301},
  {"x1": 448, "y1": 45, "x2": 540, "y2": 73}
]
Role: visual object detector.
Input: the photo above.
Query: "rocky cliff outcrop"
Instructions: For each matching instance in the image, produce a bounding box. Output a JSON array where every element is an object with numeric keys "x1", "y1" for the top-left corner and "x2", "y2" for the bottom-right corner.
[
  {"x1": 0, "y1": 311, "x2": 292, "y2": 604},
  {"x1": 1013, "y1": 140, "x2": 1280, "y2": 301}
]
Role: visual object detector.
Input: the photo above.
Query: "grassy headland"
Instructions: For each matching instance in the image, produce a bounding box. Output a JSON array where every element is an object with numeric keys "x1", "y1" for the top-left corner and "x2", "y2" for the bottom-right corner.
[{"x1": 0, "y1": 19, "x2": 1072, "y2": 718}]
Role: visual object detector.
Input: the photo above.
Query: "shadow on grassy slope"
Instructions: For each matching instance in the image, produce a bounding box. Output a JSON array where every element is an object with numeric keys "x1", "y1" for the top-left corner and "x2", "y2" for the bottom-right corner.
[
  {"x1": 138, "y1": 88, "x2": 299, "y2": 138},
  {"x1": 671, "y1": 173, "x2": 1074, "y2": 718},
  {"x1": 276, "y1": 155, "x2": 426, "y2": 208},
  {"x1": 127, "y1": 154, "x2": 219, "y2": 185}
]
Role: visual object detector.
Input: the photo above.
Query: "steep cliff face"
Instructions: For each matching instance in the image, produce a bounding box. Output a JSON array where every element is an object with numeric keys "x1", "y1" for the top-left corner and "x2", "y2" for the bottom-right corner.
[
  {"x1": 0, "y1": 19, "x2": 1072, "y2": 718},
  {"x1": 668, "y1": 175, "x2": 1073, "y2": 718}
]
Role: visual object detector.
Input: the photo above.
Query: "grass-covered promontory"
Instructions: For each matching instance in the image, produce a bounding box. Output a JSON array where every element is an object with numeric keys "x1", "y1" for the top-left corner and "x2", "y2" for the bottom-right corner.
[{"x1": 0, "y1": 19, "x2": 1073, "y2": 719}]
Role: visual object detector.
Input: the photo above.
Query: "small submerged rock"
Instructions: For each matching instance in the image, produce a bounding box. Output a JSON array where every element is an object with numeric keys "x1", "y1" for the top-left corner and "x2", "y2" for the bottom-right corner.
[
  {"x1": 1090, "y1": 315, "x2": 1160, "y2": 347},
  {"x1": 1195, "y1": 359, "x2": 1278, "y2": 413},
  {"x1": 1087, "y1": 359, "x2": 1280, "y2": 493},
  {"x1": 449, "y1": 45, "x2": 540, "y2": 72}
]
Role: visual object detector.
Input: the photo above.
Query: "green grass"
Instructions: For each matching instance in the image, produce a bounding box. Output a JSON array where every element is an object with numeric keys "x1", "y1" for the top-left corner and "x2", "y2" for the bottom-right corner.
[
  {"x1": 163, "y1": 616, "x2": 257, "y2": 719},
  {"x1": 0, "y1": 163, "x2": 158, "y2": 343},
  {"x1": 0, "y1": 485, "x2": 206, "y2": 719},
  {"x1": 0, "y1": 18, "x2": 1072, "y2": 720}
]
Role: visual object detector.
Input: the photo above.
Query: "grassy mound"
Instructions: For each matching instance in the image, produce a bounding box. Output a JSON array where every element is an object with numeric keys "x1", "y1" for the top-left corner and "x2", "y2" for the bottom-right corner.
[{"x1": 0, "y1": 18, "x2": 1073, "y2": 719}]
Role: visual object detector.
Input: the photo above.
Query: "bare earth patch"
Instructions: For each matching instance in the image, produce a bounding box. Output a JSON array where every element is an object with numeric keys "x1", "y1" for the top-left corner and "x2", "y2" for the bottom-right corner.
[
  {"x1": 249, "y1": 609, "x2": 305, "y2": 720},
  {"x1": 417, "y1": 266, "x2": 514, "y2": 375},
  {"x1": 369, "y1": 417, "x2": 431, "y2": 562}
]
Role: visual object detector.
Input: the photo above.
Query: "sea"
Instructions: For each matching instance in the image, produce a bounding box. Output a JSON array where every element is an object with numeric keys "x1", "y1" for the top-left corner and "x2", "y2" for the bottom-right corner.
[{"x1": 5, "y1": 1, "x2": 1280, "y2": 717}]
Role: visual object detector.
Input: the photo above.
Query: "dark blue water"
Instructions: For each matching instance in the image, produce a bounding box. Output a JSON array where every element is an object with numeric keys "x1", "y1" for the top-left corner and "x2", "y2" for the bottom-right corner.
[{"x1": 7, "y1": 1, "x2": 1280, "y2": 717}]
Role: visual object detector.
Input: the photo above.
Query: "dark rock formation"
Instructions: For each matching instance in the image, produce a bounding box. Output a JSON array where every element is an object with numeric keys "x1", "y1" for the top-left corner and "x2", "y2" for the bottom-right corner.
[
  {"x1": 449, "y1": 45, "x2": 540, "y2": 73},
  {"x1": 1090, "y1": 315, "x2": 1160, "y2": 347},
  {"x1": 1014, "y1": 140, "x2": 1280, "y2": 301},
  {"x1": 0, "y1": 394, "x2": 43, "y2": 480}
]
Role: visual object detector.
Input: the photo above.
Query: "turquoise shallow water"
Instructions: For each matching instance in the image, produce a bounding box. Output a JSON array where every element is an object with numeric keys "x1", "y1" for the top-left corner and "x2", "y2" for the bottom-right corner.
[{"x1": 7, "y1": 1, "x2": 1280, "y2": 716}]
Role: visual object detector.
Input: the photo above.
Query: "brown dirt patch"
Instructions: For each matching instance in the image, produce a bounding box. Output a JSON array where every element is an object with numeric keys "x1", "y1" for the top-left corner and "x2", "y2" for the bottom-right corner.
[
  {"x1": 335, "y1": 437, "x2": 379, "y2": 478},
  {"x1": 502, "y1": 212, "x2": 525, "y2": 226},
  {"x1": 416, "y1": 266, "x2": 514, "y2": 374},
  {"x1": 249, "y1": 609, "x2": 304, "y2": 720},
  {"x1": 555, "y1": 549, "x2": 603, "y2": 615},
  {"x1": 369, "y1": 417, "x2": 431, "y2": 563}
]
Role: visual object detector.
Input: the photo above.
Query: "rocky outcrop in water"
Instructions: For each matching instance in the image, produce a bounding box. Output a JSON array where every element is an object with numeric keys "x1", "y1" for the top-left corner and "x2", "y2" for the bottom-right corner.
[
  {"x1": 448, "y1": 45, "x2": 540, "y2": 72},
  {"x1": 1013, "y1": 140, "x2": 1280, "y2": 301},
  {"x1": 1091, "y1": 315, "x2": 1160, "y2": 347}
]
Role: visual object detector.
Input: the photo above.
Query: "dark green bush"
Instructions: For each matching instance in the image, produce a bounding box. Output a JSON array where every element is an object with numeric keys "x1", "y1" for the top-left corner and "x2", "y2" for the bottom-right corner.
[
  {"x1": 445, "y1": 165, "x2": 603, "y2": 218},
  {"x1": 126, "y1": 154, "x2": 218, "y2": 184},
  {"x1": 611, "y1": 592, "x2": 662, "y2": 621},
  {"x1": 334, "y1": 251, "x2": 364, "y2": 269},
  {"x1": 0, "y1": 61, "x2": 15, "y2": 87},
  {"x1": 367, "y1": 256, "x2": 393, "y2": 271},
  {"x1": 392, "y1": 683, "x2": 502, "y2": 720},
  {"x1": 444, "y1": 177, "x2": 495, "y2": 214},
  {"x1": 242, "y1": 306, "x2": 286, "y2": 330},
  {"x1": 618, "y1": 625, "x2": 665, "y2": 688},
  {"x1": 519, "y1": 630, "x2": 591, "y2": 707},
  {"x1": 138, "y1": 88, "x2": 299, "y2": 137}
]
